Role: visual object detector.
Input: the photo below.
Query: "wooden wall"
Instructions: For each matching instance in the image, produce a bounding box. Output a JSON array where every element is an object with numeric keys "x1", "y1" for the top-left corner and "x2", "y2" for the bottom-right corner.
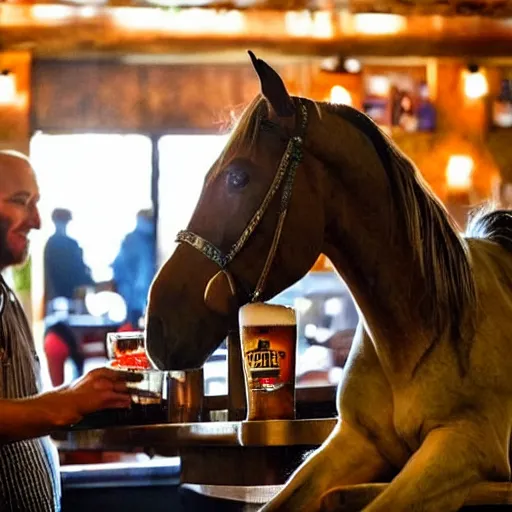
[{"x1": 32, "y1": 60, "x2": 314, "y2": 133}]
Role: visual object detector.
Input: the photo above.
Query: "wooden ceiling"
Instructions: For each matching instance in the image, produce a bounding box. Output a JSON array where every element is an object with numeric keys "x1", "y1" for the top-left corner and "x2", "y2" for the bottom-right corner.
[
  {"x1": 4, "y1": 0, "x2": 512, "y2": 15},
  {"x1": 3, "y1": 1, "x2": 512, "y2": 58},
  {"x1": 3, "y1": 18, "x2": 512, "y2": 59},
  {"x1": 350, "y1": 0, "x2": 512, "y2": 16}
]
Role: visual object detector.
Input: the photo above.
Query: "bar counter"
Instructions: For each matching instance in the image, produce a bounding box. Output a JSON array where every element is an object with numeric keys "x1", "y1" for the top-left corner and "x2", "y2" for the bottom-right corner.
[{"x1": 53, "y1": 418, "x2": 337, "y2": 452}]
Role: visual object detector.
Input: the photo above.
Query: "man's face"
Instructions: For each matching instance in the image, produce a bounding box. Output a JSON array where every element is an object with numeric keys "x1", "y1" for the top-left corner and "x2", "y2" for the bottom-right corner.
[{"x1": 0, "y1": 153, "x2": 41, "y2": 269}]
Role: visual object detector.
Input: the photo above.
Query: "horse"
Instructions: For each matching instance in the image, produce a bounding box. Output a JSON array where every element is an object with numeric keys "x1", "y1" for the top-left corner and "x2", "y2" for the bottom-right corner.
[{"x1": 145, "y1": 51, "x2": 512, "y2": 511}]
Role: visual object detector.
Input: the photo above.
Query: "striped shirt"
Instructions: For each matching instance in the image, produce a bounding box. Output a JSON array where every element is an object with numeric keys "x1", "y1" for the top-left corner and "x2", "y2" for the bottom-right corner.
[{"x1": 0, "y1": 276, "x2": 61, "y2": 511}]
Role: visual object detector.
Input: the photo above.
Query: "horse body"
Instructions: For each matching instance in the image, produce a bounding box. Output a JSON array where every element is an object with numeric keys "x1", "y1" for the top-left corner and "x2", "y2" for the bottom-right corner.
[
  {"x1": 263, "y1": 236, "x2": 512, "y2": 511},
  {"x1": 146, "y1": 53, "x2": 512, "y2": 511}
]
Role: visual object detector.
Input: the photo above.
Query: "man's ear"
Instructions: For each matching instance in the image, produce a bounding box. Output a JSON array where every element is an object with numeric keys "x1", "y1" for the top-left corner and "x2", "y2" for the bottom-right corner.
[{"x1": 248, "y1": 50, "x2": 295, "y2": 118}]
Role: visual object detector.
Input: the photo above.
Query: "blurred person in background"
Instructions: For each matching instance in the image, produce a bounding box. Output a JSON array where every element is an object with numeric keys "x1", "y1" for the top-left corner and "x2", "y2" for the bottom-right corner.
[
  {"x1": 327, "y1": 294, "x2": 359, "y2": 368},
  {"x1": 112, "y1": 208, "x2": 156, "y2": 329},
  {"x1": 44, "y1": 207, "x2": 94, "y2": 311},
  {"x1": 43, "y1": 321, "x2": 84, "y2": 387}
]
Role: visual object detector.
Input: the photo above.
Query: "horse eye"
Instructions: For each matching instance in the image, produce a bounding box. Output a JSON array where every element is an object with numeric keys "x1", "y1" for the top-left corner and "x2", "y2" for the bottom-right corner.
[{"x1": 227, "y1": 168, "x2": 249, "y2": 191}]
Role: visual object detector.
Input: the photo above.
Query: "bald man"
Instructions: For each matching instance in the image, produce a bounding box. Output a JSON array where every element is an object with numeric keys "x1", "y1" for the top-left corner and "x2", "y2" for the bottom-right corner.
[{"x1": 0, "y1": 151, "x2": 141, "y2": 511}]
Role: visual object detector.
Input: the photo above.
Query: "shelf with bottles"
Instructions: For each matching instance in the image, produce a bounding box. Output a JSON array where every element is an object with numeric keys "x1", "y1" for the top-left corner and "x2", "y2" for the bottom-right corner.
[
  {"x1": 362, "y1": 72, "x2": 437, "y2": 135},
  {"x1": 492, "y1": 76, "x2": 512, "y2": 130}
]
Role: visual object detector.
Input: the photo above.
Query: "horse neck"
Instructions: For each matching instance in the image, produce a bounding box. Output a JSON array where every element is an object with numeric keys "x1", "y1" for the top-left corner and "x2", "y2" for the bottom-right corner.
[
  {"x1": 322, "y1": 191, "x2": 430, "y2": 380},
  {"x1": 305, "y1": 103, "x2": 463, "y2": 380}
]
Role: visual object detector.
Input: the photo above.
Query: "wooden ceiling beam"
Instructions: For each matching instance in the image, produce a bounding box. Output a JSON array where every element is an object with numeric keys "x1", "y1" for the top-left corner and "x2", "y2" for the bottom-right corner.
[
  {"x1": 6, "y1": 0, "x2": 512, "y2": 16},
  {"x1": 350, "y1": 0, "x2": 512, "y2": 17},
  {"x1": 4, "y1": 30, "x2": 512, "y2": 58},
  {"x1": 3, "y1": 6, "x2": 512, "y2": 57}
]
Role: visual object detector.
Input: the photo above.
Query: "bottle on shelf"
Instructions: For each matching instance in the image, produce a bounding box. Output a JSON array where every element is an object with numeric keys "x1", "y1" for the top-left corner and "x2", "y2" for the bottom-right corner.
[
  {"x1": 417, "y1": 82, "x2": 436, "y2": 132},
  {"x1": 493, "y1": 79, "x2": 512, "y2": 128}
]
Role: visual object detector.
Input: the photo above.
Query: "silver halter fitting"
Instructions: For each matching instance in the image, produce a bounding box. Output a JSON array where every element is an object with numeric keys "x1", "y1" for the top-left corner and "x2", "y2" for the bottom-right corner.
[{"x1": 176, "y1": 100, "x2": 308, "y2": 303}]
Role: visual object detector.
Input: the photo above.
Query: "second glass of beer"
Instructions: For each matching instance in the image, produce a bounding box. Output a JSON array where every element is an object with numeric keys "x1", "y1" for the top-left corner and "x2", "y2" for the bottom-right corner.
[{"x1": 239, "y1": 302, "x2": 297, "y2": 421}]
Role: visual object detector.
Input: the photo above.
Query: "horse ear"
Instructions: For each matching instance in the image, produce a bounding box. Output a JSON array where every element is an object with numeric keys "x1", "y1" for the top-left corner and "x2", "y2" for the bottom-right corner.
[{"x1": 248, "y1": 50, "x2": 295, "y2": 118}]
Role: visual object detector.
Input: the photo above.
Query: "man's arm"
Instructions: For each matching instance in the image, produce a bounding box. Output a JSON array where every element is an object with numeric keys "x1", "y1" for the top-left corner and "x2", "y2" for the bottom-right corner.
[
  {"x1": 0, "y1": 367, "x2": 141, "y2": 444},
  {"x1": 0, "y1": 392, "x2": 75, "y2": 443}
]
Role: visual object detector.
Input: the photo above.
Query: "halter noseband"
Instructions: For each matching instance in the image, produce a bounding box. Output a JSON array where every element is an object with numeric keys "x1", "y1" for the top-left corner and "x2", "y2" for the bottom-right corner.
[{"x1": 176, "y1": 99, "x2": 308, "y2": 304}]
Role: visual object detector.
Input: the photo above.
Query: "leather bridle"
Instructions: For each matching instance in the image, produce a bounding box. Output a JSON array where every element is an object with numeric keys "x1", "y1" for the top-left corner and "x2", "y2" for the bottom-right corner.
[{"x1": 175, "y1": 99, "x2": 308, "y2": 307}]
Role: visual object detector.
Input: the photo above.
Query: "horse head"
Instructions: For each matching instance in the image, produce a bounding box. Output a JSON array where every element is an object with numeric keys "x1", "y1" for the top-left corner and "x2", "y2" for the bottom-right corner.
[
  {"x1": 145, "y1": 52, "x2": 326, "y2": 370},
  {"x1": 146, "y1": 50, "x2": 474, "y2": 378}
]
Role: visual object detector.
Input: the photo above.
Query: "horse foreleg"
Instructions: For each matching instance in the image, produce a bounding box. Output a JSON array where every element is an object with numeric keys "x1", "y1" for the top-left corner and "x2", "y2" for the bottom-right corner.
[
  {"x1": 259, "y1": 421, "x2": 391, "y2": 512},
  {"x1": 363, "y1": 423, "x2": 510, "y2": 512}
]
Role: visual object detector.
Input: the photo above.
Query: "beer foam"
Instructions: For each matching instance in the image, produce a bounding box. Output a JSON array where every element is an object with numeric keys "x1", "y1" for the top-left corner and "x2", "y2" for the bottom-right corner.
[{"x1": 239, "y1": 302, "x2": 296, "y2": 327}]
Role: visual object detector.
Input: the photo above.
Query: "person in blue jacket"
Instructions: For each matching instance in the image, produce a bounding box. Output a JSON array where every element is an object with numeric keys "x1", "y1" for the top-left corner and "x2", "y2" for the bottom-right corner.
[
  {"x1": 44, "y1": 208, "x2": 93, "y2": 308},
  {"x1": 112, "y1": 209, "x2": 156, "y2": 328}
]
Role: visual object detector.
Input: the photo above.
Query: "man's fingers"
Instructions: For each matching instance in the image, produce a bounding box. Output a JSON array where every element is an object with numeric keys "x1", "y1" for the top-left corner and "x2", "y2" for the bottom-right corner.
[
  {"x1": 92, "y1": 377, "x2": 144, "y2": 393},
  {"x1": 92, "y1": 367, "x2": 144, "y2": 383},
  {"x1": 107, "y1": 400, "x2": 133, "y2": 409},
  {"x1": 110, "y1": 370, "x2": 144, "y2": 383},
  {"x1": 113, "y1": 381, "x2": 130, "y2": 393},
  {"x1": 100, "y1": 391, "x2": 132, "y2": 408}
]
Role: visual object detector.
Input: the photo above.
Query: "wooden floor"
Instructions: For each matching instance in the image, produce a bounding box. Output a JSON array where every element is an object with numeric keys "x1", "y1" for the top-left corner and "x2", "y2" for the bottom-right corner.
[{"x1": 321, "y1": 482, "x2": 512, "y2": 511}]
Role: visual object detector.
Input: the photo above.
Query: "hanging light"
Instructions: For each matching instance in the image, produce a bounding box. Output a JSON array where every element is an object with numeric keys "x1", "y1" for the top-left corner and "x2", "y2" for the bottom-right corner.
[
  {"x1": 320, "y1": 56, "x2": 362, "y2": 74},
  {"x1": 367, "y1": 75, "x2": 390, "y2": 96},
  {"x1": 0, "y1": 70, "x2": 16, "y2": 105},
  {"x1": 464, "y1": 64, "x2": 488, "y2": 99},
  {"x1": 344, "y1": 58, "x2": 361, "y2": 74},
  {"x1": 353, "y1": 14, "x2": 406, "y2": 35},
  {"x1": 330, "y1": 85, "x2": 352, "y2": 106},
  {"x1": 446, "y1": 155, "x2": 474, "y2": 192}
]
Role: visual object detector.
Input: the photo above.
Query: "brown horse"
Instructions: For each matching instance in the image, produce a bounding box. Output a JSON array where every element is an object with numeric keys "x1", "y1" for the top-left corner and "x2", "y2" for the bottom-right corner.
[{"x1": 146, "y1": 52, "x2": 512, "y2": 511}]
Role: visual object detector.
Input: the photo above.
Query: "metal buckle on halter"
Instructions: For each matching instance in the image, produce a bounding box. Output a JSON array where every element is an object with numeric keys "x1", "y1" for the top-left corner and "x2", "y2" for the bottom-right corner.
[{"x1": 176, "y1": 99, "x2": 308, "y2": 303}]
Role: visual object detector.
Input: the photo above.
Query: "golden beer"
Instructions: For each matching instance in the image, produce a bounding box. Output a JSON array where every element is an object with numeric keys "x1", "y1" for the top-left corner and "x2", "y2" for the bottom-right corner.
[{"x1": 239, "y1": 303, "x2": 297, "y2": 421}]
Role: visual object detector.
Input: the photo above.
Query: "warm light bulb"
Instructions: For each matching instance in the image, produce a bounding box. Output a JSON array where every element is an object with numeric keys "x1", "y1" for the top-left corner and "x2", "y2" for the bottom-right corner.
[
  {"x1": 344, "y1": 58, "x2": 361, "y2": 74},
  {"x1": 330, "y1": 85, "x2": 352, "y2": 105},
  {"x1": 464, "y1": 70, "x2": 488, "y2": 99},
  {"x1": 446, "y1": 155, "x2": 474, "y2": 192},
  {"x1": 312, "y1": 11, "x2": 333, "y2": 39},
  {"x1": 285, "y1": 11, "x2": 311, "y2": 36},
  {"x1": 367, "y1": 76, "x2": 390, "y2": 96},
  {"x1": 31, "y1": 4, "x2": 74, "y2": 20},
  {"x1": 0, "y1": 72, "x2": 16, "y2": 105},
  {"x1": 353, "y1": 14, "x2": 406, "y2": 35},
  {"x1": 79, "y1": 6, "x2": 97, "y2": 18}
]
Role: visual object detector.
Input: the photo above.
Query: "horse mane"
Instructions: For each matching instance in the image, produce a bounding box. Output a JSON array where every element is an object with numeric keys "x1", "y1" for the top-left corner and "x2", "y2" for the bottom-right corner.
[
  {"x1": 206, "y1": 95, "x2": 267, "y2": 183},
  {"x1": 321, "y1": 102, "x2": 477, "y2": 367},
  {"x1": 466, "y1": 206, "x2": 512, "y2": 253}
]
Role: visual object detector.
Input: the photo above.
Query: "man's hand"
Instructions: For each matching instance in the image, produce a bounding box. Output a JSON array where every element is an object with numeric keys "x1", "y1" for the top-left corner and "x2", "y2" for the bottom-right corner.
[
  {"x1": 0, "y1": 368, "x2": 145, "y2": 444},
  {"x1": 47, "y1": 367, "x2": 143, "y2": 427}
]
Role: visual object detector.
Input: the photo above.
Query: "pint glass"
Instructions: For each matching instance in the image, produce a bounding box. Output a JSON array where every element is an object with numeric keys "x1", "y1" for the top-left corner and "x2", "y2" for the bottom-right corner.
[
  {"x1": 105, "y1": 331, "x2": 166, "y2": 424},
  {"x1": 239, "y1": 303, "x2": 297, "y2": 421}
]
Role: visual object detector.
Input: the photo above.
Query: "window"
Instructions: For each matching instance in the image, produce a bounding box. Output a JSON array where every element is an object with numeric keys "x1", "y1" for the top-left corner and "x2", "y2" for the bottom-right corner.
[
  {"x1": 31, "y1": 133, "x2": 153, "y2": 284},
  {"x1": 158, "y1": 134, "x2": 230, "y2": 394},
  {"x1": 157, "y1": 134, "x2": 230, "y2": 265},
  {"x1": 30, "y1": 133, "x2": 154, "y2": 389}
]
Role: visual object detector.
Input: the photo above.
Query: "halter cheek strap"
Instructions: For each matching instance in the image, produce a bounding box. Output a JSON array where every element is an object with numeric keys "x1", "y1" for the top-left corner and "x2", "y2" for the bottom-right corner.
[{"x1": 176, "y1": 99, "x2": 308, "y2": 304}]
